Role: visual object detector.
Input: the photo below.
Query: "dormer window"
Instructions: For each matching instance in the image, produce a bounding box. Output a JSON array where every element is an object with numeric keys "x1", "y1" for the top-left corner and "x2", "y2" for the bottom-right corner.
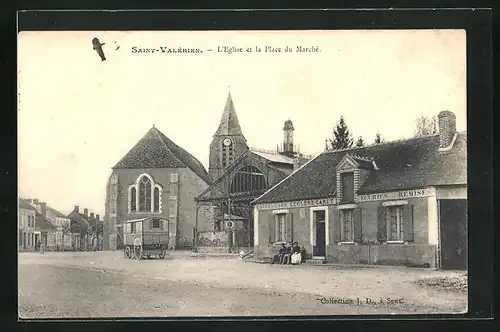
[
  {"x1": 336, "y1": 153, "x2": 378, "y2": 203},
  {"x1": 340, "y1": 172, "x2": 355, "y2": 203}
]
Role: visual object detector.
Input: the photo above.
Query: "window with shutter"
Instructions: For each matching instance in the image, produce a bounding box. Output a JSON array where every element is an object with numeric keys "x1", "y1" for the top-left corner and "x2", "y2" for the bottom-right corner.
[
  {"x1": 377, "y1": 206, "x2": 387, "y2": 242},
  {"x1": 403, "y1": 204, "x2": 414, "y2": 242},
  {"x1": 332, "y1": 210, "x2": 342, "y2": 243},
  {"x1": 353, "y1": 208, "x2": 362, "y2": 243},
  {"x1": 386, "y1": 206, "x2": 404, "y2": 241},
  {"x1": 286, "y1": 213, "x2": 293, "y2": 242},
  {"x1": 268, "y1": 214, "x2": 275, "y2": 243},
  {"x1": 340, "y1": 209, "x2": 354, "y2": 241}
]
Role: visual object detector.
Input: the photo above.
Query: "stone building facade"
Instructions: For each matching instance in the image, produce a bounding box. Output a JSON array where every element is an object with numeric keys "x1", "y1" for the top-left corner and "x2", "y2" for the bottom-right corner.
[
  {"x1": 252, "y1": 110, "x2": 467, "y2": 270},
  {"x1": 103, "y1": 126, "x2": 212, "y2": 251}
]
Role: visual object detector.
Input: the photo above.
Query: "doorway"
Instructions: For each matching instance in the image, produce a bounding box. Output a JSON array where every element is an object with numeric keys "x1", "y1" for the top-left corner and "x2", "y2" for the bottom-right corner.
[
  {"x1": 313, "y1": 210, "x2": 326, "y2": 258},
  {"x1": 439, "y1": 199, "x2": 467, "y2": 270},
  {"x1": 34, "y1": 234, "x2": 40, "y2": 251}
]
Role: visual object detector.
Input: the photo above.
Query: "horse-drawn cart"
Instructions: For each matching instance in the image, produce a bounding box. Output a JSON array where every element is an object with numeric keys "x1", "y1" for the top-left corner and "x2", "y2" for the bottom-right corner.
[{"x1": 123, "y1": 217, "x2": 169, "y2": 260}]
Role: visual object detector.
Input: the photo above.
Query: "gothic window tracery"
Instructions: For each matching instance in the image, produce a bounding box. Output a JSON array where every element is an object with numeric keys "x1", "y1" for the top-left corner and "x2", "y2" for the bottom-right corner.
[
  {"x1": 229, "y1": 166, "x2": 266, "y2": 193},
  {"x1": 128, "y1": 174, "x2": 162, "y2": 213}
]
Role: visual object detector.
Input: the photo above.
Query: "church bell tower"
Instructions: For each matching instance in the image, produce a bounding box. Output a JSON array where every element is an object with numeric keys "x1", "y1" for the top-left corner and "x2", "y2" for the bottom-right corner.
[
  {"x1": 281, "y1": 119, "x2": 296, "y2": 158},
  {"x1": 208, "y1": 91, "x2": 248, "y2": 181}
]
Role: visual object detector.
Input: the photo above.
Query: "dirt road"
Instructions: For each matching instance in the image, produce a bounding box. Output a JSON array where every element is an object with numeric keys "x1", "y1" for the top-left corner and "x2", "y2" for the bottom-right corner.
[{"x1": 18, "y1": 251, "x2": 467, "y2": 318}]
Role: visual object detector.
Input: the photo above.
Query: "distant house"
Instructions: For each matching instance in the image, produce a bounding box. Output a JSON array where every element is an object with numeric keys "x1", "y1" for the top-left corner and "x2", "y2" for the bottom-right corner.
[
  {"x1": 35, "y1": 211, "x2": 57, "y2": 250},
  {"x1": 251, "y1": 111, "x2": 467, "y2": 270},
  {"x1": 68, "y1": 206, "x2": 103, "y2": 250},
  {"x1": 26, "y1": 198, "x2": 79, "y2": 251},
  {"x1": 18, "y1": 198, "x2": 38, "y2": 252}
]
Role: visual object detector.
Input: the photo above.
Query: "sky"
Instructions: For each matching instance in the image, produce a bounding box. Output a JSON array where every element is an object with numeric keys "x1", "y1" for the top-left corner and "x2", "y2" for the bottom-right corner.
[{"x1": 17, "y1": 30, "x2": 466, "y2": 216}]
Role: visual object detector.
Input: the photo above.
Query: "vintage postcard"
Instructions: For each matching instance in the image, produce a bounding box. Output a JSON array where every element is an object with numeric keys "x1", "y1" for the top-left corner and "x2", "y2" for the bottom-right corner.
[{"x1": 18, "y1": 29, "x2": 467, "y2": 318}]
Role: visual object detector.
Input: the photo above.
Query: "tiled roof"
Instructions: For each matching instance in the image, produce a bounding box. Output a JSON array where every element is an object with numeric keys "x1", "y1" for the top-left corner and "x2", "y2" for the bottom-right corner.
[
  {"x1": 351, "y1": 155, "x2": 377, "y2": 170},
  {"x1": 46, "y1": 206, "x2": 69, "y2": 219},
  {"x1": 252, "y1": 132, "x2": 467, "y2": 204},
  {"x1": 19, "y1": 198, "x2": 36, "y2": 211},
  {"x1": 113, "y1": 127, "x2": 211, "y2": 184},
  {"x1": 35, "y1": 212, "x2": 57, "y2": 232},
  {"x1": 214, "y1": 92, "x2": 244, "y2": 136}
]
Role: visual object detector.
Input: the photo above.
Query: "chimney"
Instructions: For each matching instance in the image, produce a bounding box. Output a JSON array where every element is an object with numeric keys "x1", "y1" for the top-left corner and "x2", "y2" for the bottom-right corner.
[
  {"x1": 34, "y1": 198, "x2": 39, "y2": 205},
  {"x1": 74, "y1": 205, "x2": 79, "y2": 213},
  {"x1": 438, "y1": 110, "x2": 457, "y2": 149},
  {"x1": 84, "y1": 208, "x2": 88, "y2": 217},
  {"x1": 96, "y1": 214, "x2": 100, "y2": 221},
  {"x1": 90, "y1": 212, "x2": 95, "y2": 219},
  {"x1": 40, "y1": 202, "x2": 47, "y2": 219}
]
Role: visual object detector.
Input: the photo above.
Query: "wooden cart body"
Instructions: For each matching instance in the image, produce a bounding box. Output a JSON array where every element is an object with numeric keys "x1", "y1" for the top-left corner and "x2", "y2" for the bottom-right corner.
[{"x1": 123, "y1": 217, "x2": 169, "y2": 259}]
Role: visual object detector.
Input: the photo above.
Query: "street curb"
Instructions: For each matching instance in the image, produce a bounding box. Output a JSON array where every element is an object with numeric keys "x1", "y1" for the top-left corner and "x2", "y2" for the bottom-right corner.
[{"x1": 243, "y1": 259, "x2": 438, "y2": 271}]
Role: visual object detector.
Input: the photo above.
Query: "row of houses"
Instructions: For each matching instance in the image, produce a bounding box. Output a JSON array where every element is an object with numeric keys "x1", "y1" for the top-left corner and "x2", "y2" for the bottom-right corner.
[{"x1": 18, "y1": 198, "x2": 104, "y2": 252}]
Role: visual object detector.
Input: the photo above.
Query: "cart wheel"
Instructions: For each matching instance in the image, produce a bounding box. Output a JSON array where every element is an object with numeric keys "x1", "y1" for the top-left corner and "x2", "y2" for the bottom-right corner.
[{"x1": 125, "y1": 246, "x2": 131, "y2": 258}]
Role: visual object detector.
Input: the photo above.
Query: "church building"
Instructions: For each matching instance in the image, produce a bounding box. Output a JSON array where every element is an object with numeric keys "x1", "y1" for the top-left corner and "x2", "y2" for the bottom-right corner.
[
  {"x1": 103, "y1": 126, "x2": 212, "y2": 251},
  {"x1": 251, "y1": 110, "x2": 467, "y2": 270},
  {"x1": 194, "y1": 92, "x2": 310, "y2": 252}
]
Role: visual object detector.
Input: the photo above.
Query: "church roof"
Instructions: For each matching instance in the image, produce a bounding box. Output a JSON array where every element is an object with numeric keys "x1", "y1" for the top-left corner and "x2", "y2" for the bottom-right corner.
[
  {"x1": 113, "y1": 126, "x2": 211, "y2": 184},
  {"x1": 214, "y1": 92, "x2": 244, "y2": 136},
  {"x1": 252, "y1": 132, "x2": 467, "y2": 205},
  {"x1": 251, "y1": 150, "x2": 294, "y2": 165}
]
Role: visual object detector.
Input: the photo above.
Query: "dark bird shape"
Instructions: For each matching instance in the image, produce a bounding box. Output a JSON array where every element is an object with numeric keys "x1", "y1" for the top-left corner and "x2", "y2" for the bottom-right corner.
[{"x1": 92, "y1": 37, "x2": 106, "y2": 61}]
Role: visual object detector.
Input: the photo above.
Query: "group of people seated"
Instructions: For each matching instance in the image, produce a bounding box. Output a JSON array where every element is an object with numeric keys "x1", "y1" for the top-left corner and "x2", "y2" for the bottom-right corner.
[{"x1": 272, "y1": 242, "x2": 306, "y2": 265}]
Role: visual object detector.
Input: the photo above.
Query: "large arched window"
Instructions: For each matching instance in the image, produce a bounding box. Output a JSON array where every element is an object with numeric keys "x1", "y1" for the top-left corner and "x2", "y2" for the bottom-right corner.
[
  {"x1": 229, "y1": 166, "x2": 267, "y2": 193},
  {"x1": 139, "y1": 176, "x2": 152, "y2": 211},
  {"x1": 128, "y1": 174, "x2": 162, "y2": 213}
]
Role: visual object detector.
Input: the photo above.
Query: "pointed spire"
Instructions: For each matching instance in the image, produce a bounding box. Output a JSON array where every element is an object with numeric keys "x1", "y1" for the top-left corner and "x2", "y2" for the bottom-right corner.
[{"x1": 214, "y1": 91, "x2": 243, "y2": 136}]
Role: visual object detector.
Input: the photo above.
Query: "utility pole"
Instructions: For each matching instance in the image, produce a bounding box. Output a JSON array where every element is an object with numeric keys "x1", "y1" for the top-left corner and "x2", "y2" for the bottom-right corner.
[{"x1": 228, "y1": 197, "x2": 233, "y2": 253}]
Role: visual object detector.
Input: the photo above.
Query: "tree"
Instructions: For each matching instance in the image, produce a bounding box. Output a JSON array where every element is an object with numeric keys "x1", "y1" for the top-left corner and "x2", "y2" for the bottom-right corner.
[
  {"x1": 374, "y1": 131, "x2": 385, "y2": 144},
  {"x1": 61, "y1": 222, "x2": 72, "y2": 252},
  {"x1": 329, "y1": 116, "x2": 354, "y2": 150},
  {"x1": 355, "y1": 136, "x2": 365, "y2": 147},
  {"x1": 415, "y1": 115, "x2": 438, "y2": 136}
]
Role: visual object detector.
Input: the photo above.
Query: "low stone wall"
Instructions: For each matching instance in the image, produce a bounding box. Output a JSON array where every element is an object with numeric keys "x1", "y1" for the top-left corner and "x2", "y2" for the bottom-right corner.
[
  {"x1": 197, "y1": 231, "x2": 229, "y2": 247},
  {"x1": 327, "y1": 244, "x2": 437, "y2": 268},
  {"x1": 255, "y1": 243, "x2": 436, "y2": 268},
  {"x1": 196, "y1": 246, "x2": 253, "y2": 254}
]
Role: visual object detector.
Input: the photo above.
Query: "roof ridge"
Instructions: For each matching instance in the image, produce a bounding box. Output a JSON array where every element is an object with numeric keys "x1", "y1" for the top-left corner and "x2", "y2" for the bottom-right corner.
[
  {"x1": 152, "y1": 127, "x2": 186, "y2": 167},
  {"x1": 155, "y1": 128, "x2": 210, "y2": 182},
  {"x1": 325, "y1": 134, "x2": 437, "y2": 154},
  {"x1": 251, "y1": 152, "x2": 323, "y2": 205}
]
